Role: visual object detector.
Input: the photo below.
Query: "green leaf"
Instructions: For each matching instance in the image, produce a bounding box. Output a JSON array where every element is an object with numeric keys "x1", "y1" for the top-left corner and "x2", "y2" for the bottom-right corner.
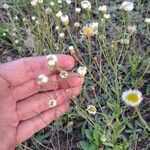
[
  {"x1": 93, "y1": 128, "x2": 100, "y2": 146},
  {"x1": 89, "y1": 144, "x2": 99, "y2": 150},
  {"x1": 79, "y1": 141, "x2": 91, "y2": 150},
  {"x1": 85, "y1": 129, "x2": 93, "y2": 142},
  {"x1": 102, "y1": 142, "x2": 113, "y2": 147}
]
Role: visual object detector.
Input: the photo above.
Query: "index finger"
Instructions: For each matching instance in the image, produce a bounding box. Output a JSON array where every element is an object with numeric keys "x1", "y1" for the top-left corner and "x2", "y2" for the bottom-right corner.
[{"x1": 0, "y1": 54, "x2": 75, "y2": 87}]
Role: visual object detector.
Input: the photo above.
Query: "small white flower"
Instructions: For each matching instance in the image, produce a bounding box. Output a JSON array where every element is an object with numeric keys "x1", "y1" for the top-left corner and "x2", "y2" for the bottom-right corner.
[
  {"x1": 58, "y1": 0, "x2": 62, "y2": 4},
  {"x1": 66, "y1": 0, "x2": 71, "y2": 5},
  {"x1": 12, "y1": 33, "x2": 17, "y2": 36},
  {"x1": 15, "y1": 40, "x2": 19, "y2": 44},
  {"x1": 61, "y1": 15, "x2": 69, "y2": 25},
  {"x1": 31, "y1": 16, "x2": 36, "y2": 21},
  {"x1": 23, "y1": 18, "x2": 27, "y2": 22},
  {"x1": 14, "y1": 16, "x2": 18, "y2": 20},
  {"x1": 55, "y1": 26, "x2": 60, "y2": 30},
  {"x1": 81, "y1": 0, "x2": 91, "y2": 11},
  {"x1": 59, "y1": 70, "x2": 69, "y2": 79},
  {"x1": 103, "y1": 14, "x2": 110, "y2": 19},
  {"x1": 3, "y1": 33, "x2": 6, "y2": 36},
  {"x1": 38, "y1": 0, "x2": 43, "y2": 3},
  {"x1": 77, "y1": 66, "x2": 87, "y2": 76},
  {"x1": 120, "y1": 1, "x2": 134, "y2": 11},
  {"x1": 69, "y1": 46, "x2": 75, "y2": 54},
  {"x1": 119, "y1": 39, "x2": 130, "y2": 44},
  {"x1": 122, "y1": 89, "x2": 143, "y2": 107},
  {"x1": 74, "y1": 22, "x2": 80, "y2": 27},
  {"x1": 50, "y1": 1, "x2": 55, "y2": 6},
  {"x1": 3, "y1": 3, "x2": 9, "y2": 9},
  {"x1": 75, "y1": 7, "x2": 81, "y2": 13},
  {"x1": 59, "y1": 32, "x2": 65, "y2": 38},
  {"x1": 45, "y1": 7, "x2": 52, "y2": 14},
  {"x1": 127, "y1": 25, "x2": 136, "y2": 33},
  {"x1": 87, "y1": 105, "x2": 97, "y2": 115},
  {"x1": 31, "y1": 0, "x2": 38, "y2": 6},
  {"x1": 48, "y1": 99, "x2": 57, "y2": 108},
  {"x1": 101, "y1": 135, "x2": 107, "y2": 142},
  {"x1": 47, "y1": 54, "x2": 57, "y2": 67},
  {"x1": 56, "y1": 11, "x2": 63, "y2": 18},
  {"x1": 145, "y1": 18, "x2": 150, "y2": 24},
  {"x1": 35, "y1": 20, "x2": 40, "y2": 24},
  {"x1": 69, "y1": 46, "x2": 74, "y2": 51},
  {"x1": 37, "y1": 74, "x2": 49, "y2": 84},
  {"x1": 98, "y1": 5, "x2": 107, "y2": 12}
]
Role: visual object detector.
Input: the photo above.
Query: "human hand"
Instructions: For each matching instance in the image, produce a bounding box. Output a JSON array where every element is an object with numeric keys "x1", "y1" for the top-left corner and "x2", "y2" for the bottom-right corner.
[{"x1": 0, "y1": 54, "x2": 84, "y2": 150}]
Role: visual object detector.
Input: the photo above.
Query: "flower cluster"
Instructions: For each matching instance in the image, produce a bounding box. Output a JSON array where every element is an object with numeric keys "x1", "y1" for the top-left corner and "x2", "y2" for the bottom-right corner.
[
  {"x1": 120, "y1": 1, "x2": 134, "y2": 11},
  {"x1": 31, "y1": 0, "x2": 43, "y2": 6}
]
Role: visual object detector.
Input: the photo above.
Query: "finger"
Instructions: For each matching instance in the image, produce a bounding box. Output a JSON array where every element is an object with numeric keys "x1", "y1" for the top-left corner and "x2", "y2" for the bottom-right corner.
[
  {"x1": 0, "y1": 54, "x2": 75, "y2": 87},
  {"x1": 13, "y1": 73, "x2": 84, "y2": 101},
  {"x1": 17, "y1": 86, "x2": 81, "y2": 121},
  {"x1": 17, "y1": 102, "x2": 69, "y2": 144}
]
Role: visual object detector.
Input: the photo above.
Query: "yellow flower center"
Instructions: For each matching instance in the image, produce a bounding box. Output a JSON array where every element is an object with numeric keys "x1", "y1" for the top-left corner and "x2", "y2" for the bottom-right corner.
[
  {"x1": 88, "y1": 106, "x2": 96, "y2": 112},
  {"x1": 82, "y1": 27, "x2": 95, "y2": 37},
  {"x1": 126, "y1": 93, "x2": 139, "y2": 103}
]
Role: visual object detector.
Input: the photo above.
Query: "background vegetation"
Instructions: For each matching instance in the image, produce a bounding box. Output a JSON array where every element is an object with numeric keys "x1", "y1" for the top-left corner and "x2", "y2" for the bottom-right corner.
[{"x1": 0, "y1": 0, "x2": 150, "y2": 149}]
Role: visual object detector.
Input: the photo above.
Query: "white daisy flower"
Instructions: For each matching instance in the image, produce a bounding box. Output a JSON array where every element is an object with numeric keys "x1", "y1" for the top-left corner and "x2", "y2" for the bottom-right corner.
[
  {"x1": 56, "y1": 11, "x2": 63, "y2": 18},
  {"x1": 55, "y1": 26, "x2": 60, "y2": 31},
  {"x1": 87, "y1": 105, "x2": 97, "y2": 115},
  {"x1": 81, "y1": 23, "x2": 98, "y2": 38},
  {"x1": 69, "y1": 46, "x2": 75, "y2": 54},
  {"x1": 58, "y1": 0, "x2": 62, "y2": 3},
  {"x1": 103, "y1": 14, "x2": 110, "y2": 19},
  {"x1": 3, "y1": 33, "x2": 6, "y2": 36},
  {"x1": 31, "y1": 0, "x2": 38, "y2": 6},
  {"x1": 59, "y1": 32, "x2": 65, "y2": 38},
  {"x1": 127, "y1": 25, "x2": 136, "y2": 33},
  {"x1": 69, "y1": 46, "x2": 74, "y2": 51},
  {"x1": 81, "y1": 0, "x2": 91, "y2": 11},
  {"x1": 145, "y1": 18, "x2": 150, "y2": 24},
  {"x1": 61, "y1": 15, "x2": 69, "y2": 25},
  {"x1": 3, "y1": 3, "x2": 9, "y2": 9},
  {"x1": 15, "y1": 40, "x2": 19, "y2": 44},
  {"x1": 50, "y1": 1, "x2": 55, "y2": 6},
  {"x1": 48, "y1": 99, "x2": 57, "y2": 108},
  {"x1": 77, "y1": 66, "x2": 87, "y2": 76},
  {"x1": 75, "y1": 7, "x2": 81, "y2": 13},
  {"x1": 45, "y1": 7, "x2": 52, "y2": 14},
  {"x1": 35, "y1": 20, "x2": 40, "y2": 24},
  {"x1": 31, "y1": 16, "x2": 36, "y2": 21},
  {"x1": 66, "y1": 0, "x2": 71, "y2": 5},
  {"x1": 120, "y1": 1, "x2": 134, "y2": 11},
  {"x1": 59, "y1": 70, "x2": 69, "y2": 79},
  {"x1": 122, "y1": 89, "x2": 143, "y2": 107},
  {"x1": 38, "y1": 0, "x2": 43, "y2": 3},
  {"x1": 47, "y1": 54, "x2": 57, "y2": 67},
  {"x1": 14, "y1": 16, "x2": 18, "y2": 20},
  {"x1": 37, "y1": 74, "x2": 49, "y2": 84},
  {"x1": 98, "y1": 5, "x2": 107, "y2": 12},
  {"x1": 74, "y1": 22, "x2": 80, "y2": 27}
]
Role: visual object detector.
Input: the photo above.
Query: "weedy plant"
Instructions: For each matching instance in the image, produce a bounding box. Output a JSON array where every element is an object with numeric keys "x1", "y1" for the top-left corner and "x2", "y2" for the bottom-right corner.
[{"x1": 0, "y1": 0, "x2": 150, "y2": 149}]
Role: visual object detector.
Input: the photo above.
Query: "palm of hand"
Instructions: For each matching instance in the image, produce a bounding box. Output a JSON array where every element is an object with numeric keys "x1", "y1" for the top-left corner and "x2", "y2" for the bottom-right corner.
[{"x1": 0, "y1": 55, "x2": 83, "y2": 150}]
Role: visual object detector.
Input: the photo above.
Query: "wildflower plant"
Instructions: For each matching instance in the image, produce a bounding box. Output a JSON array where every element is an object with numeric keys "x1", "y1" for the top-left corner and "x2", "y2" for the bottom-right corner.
[{"x1": 1, "y1": 0, "x2": 150, "y2": 149}]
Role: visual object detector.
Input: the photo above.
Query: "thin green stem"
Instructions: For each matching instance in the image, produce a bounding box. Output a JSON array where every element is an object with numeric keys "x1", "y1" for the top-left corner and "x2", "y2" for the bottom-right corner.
[{"x1": 135, "y1": 107, "x2": 150, "y2": 132}]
